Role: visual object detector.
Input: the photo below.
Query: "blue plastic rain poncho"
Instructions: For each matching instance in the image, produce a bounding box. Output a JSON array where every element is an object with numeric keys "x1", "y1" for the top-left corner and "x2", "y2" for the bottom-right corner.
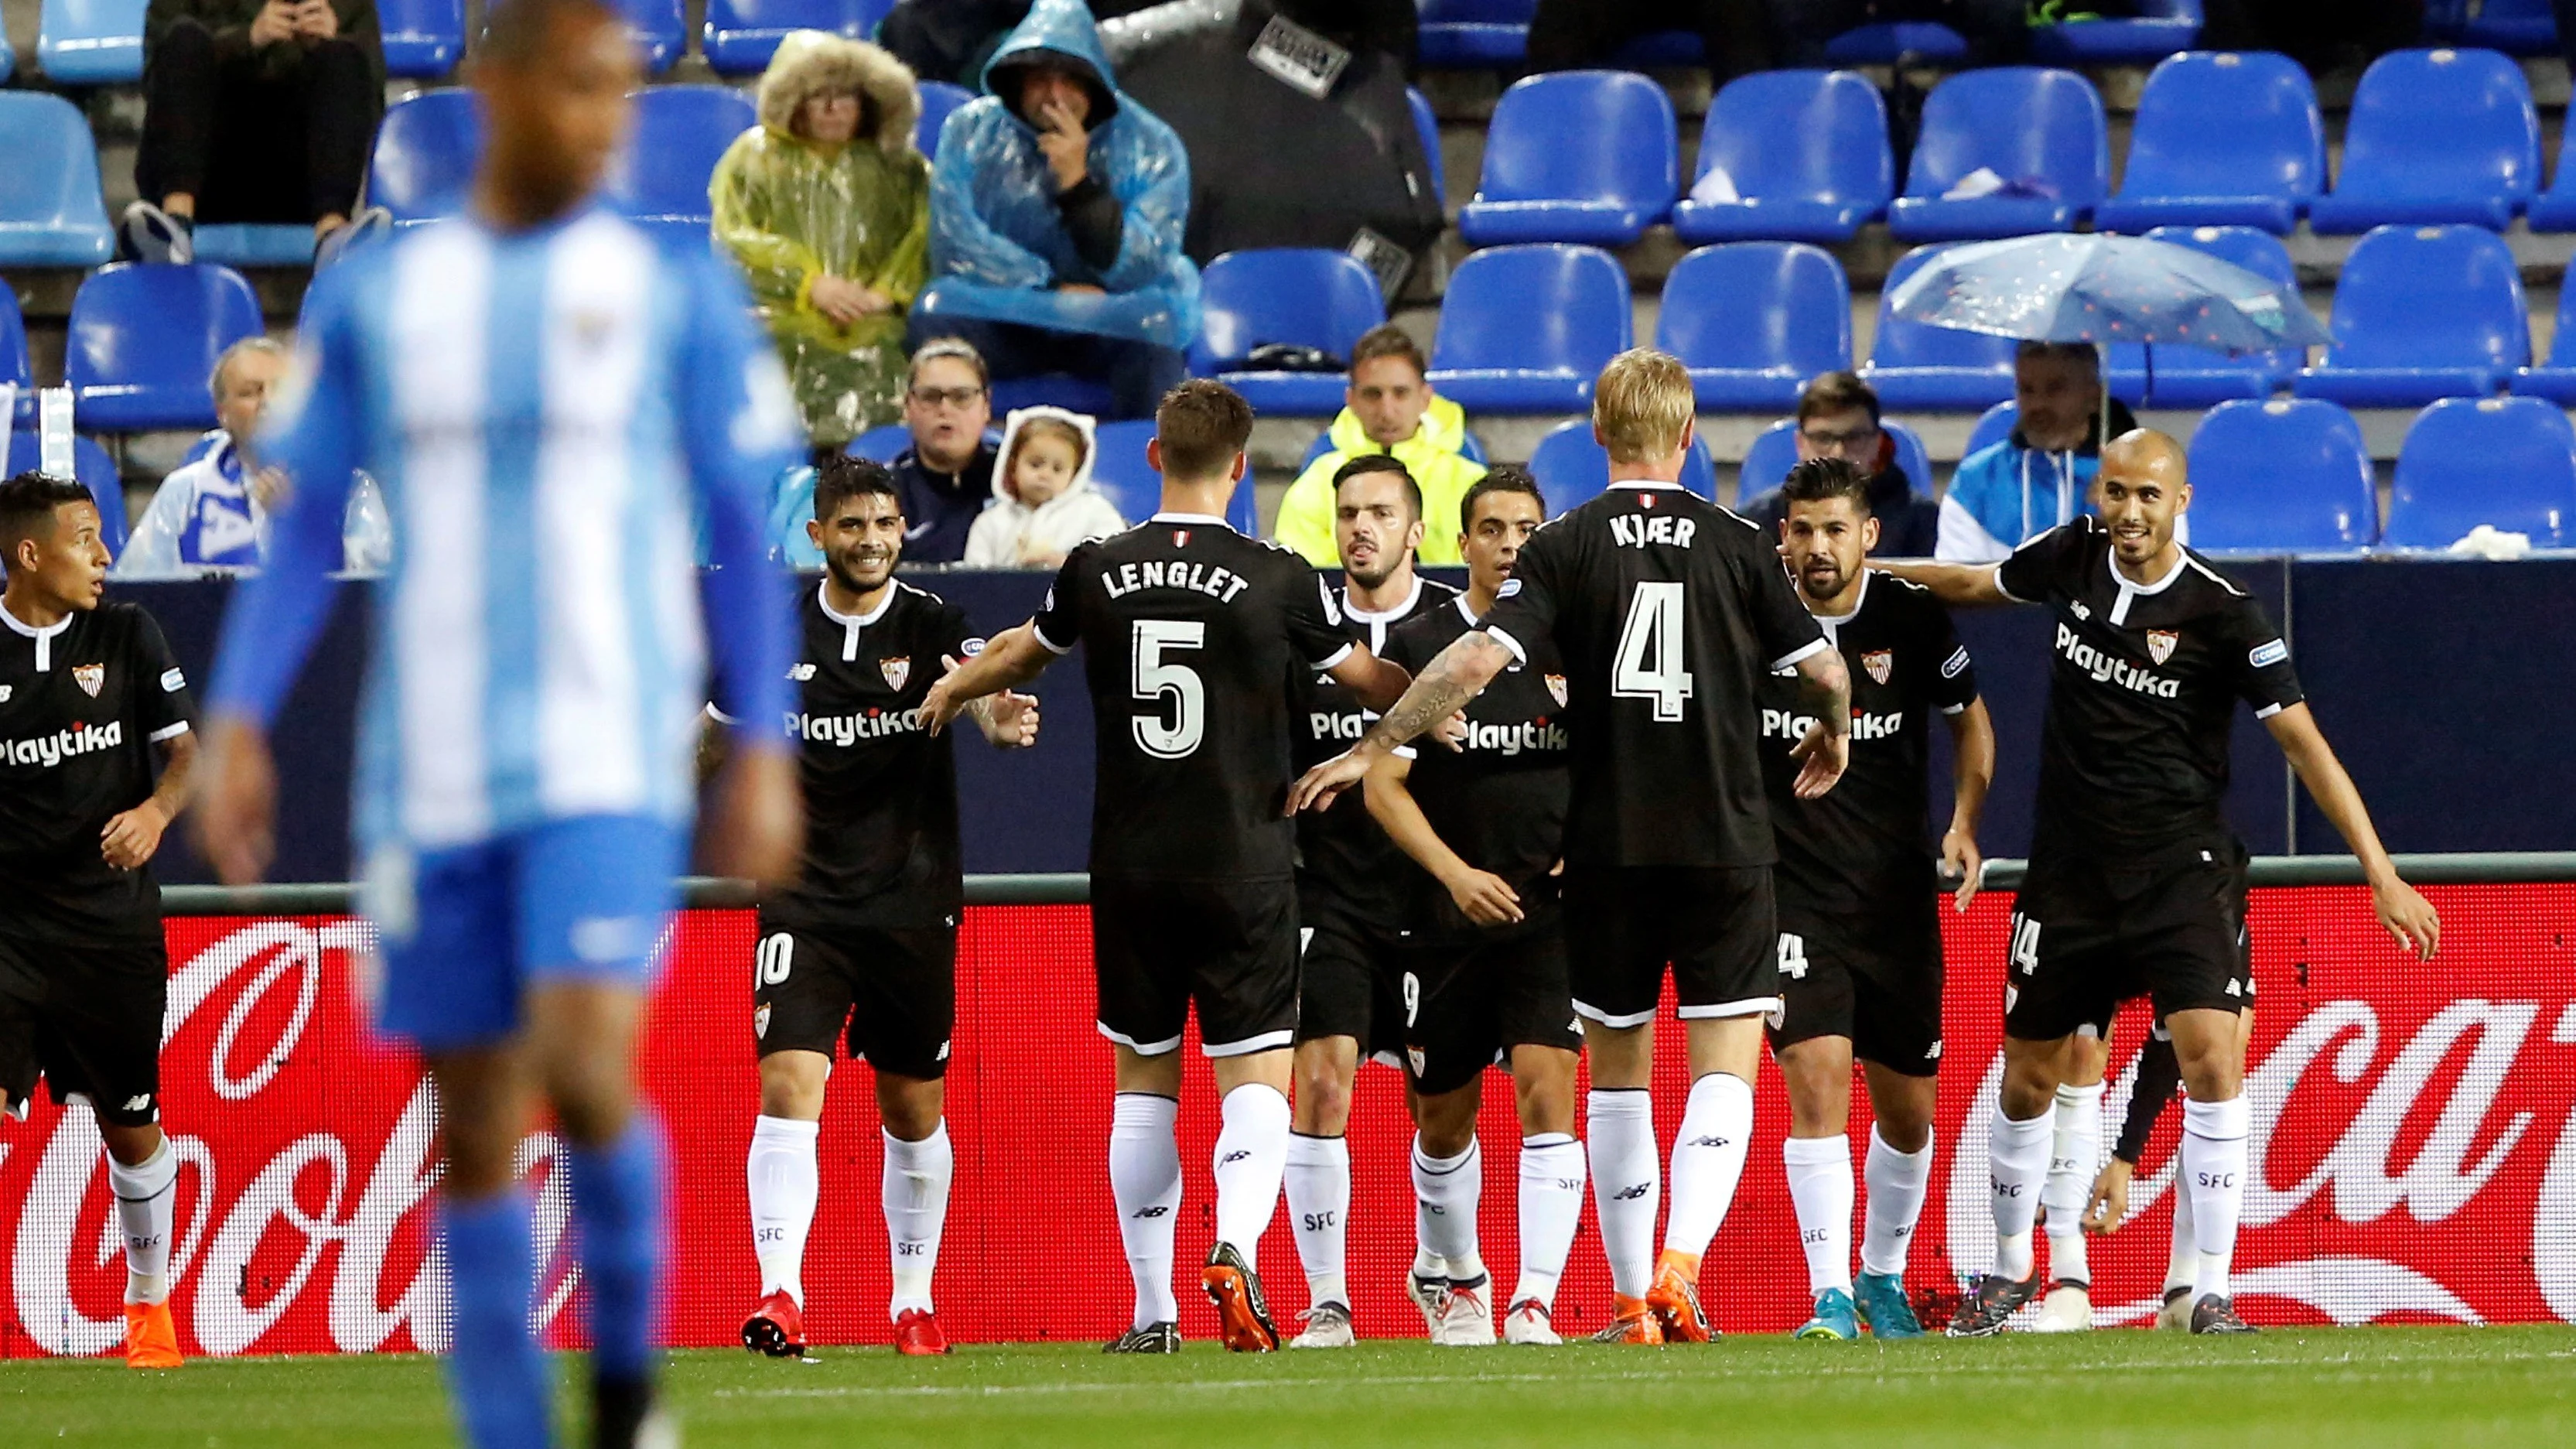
[{"x1": 918, "y1": 0, "x2": 1200, "y2": 350}]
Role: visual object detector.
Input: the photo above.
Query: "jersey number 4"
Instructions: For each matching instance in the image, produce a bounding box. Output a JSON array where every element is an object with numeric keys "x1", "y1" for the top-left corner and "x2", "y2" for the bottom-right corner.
[
  {"x1": 1613, "y1": 582, "x2": 1695, "y2": 722},
  {"x1": 1131, "y1": 620, "x2": 1206, "y2": 759}
]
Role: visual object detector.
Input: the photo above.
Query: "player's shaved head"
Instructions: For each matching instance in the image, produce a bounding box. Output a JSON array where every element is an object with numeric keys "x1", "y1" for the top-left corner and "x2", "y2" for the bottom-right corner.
[
  {"x1": 2100, "y1": 427, "x2": 2186, "y2": 483},
  {"x1": 2096, "y1": 428, "x2": 2191, "y2": 574},
  {"x1": 472, "y1": 0, "x2": 637, "y2": 227}
]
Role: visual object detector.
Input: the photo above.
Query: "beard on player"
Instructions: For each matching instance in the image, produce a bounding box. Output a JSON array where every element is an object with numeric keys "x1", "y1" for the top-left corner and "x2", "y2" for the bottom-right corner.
[{"x1": 825, "y1": 517, "x2": 900, "y2": 597}]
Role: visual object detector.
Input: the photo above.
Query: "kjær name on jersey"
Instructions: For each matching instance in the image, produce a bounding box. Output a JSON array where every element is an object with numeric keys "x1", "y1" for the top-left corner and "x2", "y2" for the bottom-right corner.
[
  {"x1": 1101, "y1": 559, "x2": 1252, "y2": 604},
  {"x1": 1608, "y1": 514, "x2": 1698, "y2": 550},
  {"x1": 2055, "y1": 621, "x2": 2181, "y2": 699},
  {"x1": 3, "y1": 719, "x2": 125, "y2": 769}
]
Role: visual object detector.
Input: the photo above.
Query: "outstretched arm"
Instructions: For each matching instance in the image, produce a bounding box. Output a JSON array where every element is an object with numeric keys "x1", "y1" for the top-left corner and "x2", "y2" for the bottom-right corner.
[
  {"x1": 1287, "y1": 629, "x2": 1510, "y2": 815},
  {"x1": 1942, "y1": 697, "x2": 1995, "y2": 907},
  {"x1": 1324, "y1": 644, "x2": 1412, "y2": 714},
  {"x1": 1870, "y1": 559, "x2": 2014, "y2": 608},
  {"x1": 1363, "y1": 751, "x2": 1522, "y2": 927},
  {"x1": 2264, "y1": 702, "x2": 2439, "y2": 959},
  {"x1": 1786, "y1": 646, "x2": 1852, "y2": 799},
  {"x1": 914, "y1": 622, "x2": 1056, "y2": 735}
]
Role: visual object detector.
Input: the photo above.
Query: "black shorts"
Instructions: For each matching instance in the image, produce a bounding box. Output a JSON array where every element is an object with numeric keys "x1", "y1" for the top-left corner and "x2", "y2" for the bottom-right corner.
[
  {"x1": 1394, "y1": 910, "x2": 1584, "y2": 1097},
  {"x1": 1293, "y1": 904, "x2": 1402, "y2": 1059},
  {"x1": 752, "y1": 914, "x2": 956, "y2": 1081},
  {"x1": 1767, "y1": 894, "x2": 1946, "y2": 1077},
  {"x1": 1562, "y1": 865, "x2": 1778, "y2": 1028},
  {"x1": 2004, "y1": 840, "x2": 2253, "y2": 1044},
  {"x1": 0, "y1": 931, "x2": 168, "y2": 1128},
  {"x1": 1092, "y1": 875, "x2": 1301, "y2": 1058}
]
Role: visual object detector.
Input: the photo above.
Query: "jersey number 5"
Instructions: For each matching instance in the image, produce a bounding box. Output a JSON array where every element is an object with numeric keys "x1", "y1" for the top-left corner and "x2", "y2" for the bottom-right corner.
[
  {"x1": 1131, "y1": 619, "x2": 1206, "y2": 759},
  {"x1": 1613, "y1": 581, "x2": 1696, "y2": 721}
]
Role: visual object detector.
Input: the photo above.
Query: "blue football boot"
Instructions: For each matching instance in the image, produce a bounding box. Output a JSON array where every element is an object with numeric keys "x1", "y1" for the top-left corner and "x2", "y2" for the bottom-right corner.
[
  {"x1": 1795, "y1": 1287, "x2": 1860, "y2": 1341},
  {"x1": 1856, "y1": 1270, "x2": 1924, "y2": 1339}
]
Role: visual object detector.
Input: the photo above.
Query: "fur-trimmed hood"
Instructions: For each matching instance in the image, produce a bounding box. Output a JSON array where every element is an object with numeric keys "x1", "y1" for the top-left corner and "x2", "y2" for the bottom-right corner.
[{"x1": 757, "y1": 30, "x2": 921, "y2": 156}]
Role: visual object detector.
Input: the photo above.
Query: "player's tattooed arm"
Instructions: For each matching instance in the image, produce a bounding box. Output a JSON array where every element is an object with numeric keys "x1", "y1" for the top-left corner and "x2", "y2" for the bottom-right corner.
[
  {"x1": 1287, "y1": 631, "x2": 1508, "y2": 815},
  {"x1": 1785, "y1": 646, "x2": 1851, "y2": 799},
  {"x1": 102, "y1": 730, "x2": 198, "y2": 870},
  {"x1": 1362, "y1": 751, "x2": 1523, "y2": 927},
  {"x1": 2264, "y1": 702, "x2": 2441, "y2": 960},
  {"x1": 915, "y1": 624, "x2": 1054, "y2": 735},
  {"x1": 1942, "y1": 697, "x2": 1996, "y2": 907},
  {"x1": 958, "y1": 659, "x2": 1042, "y2": 750},
  {"x1": 1869, "y1": 559, "x2": 2012, "y2": 608}
]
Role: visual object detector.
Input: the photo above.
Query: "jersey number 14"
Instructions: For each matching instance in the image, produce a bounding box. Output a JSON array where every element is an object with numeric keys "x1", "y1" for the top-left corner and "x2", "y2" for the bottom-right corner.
[{"x1": 1612, "y1": 582, "x2": 1695, "y2": 722}]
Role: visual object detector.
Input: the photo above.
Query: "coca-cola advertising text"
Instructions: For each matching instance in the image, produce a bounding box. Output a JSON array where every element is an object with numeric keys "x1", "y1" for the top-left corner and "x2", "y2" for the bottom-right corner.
[{"x1": 2, "y1": 884, "x2": 2568, "y2": 1356}]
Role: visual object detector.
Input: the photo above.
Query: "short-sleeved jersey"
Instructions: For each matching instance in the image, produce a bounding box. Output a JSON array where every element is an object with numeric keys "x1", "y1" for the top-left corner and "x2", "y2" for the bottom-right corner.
[
  {"x1": 1996, "y1": 518, "x2": 2303, "y2": 859},
  {"x1": 1758, "y1": 573, "x2": 1977, "y2": 910},
  {"x1": 1382, "y1": 594, "x2": 1571, "y2": 939},
  {"x1": 1478, "y1": 480, "x2": 1830, "y2": 868},
  {"x1": 1293, "y1": 576, "x2": 1460, "y2": 922},
  {"x1": 1033, "y1": 514, "x2": 1360, "y2": 881},
  {"x1": 0, "y1": 602, "x2": 196, "y2": 943},
  {"x1": 764, "y1": 580, "x2": 979, "y2": 931}
]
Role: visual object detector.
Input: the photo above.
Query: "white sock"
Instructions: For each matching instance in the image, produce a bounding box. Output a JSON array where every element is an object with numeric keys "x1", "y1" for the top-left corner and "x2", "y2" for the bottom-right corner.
[
  {"x1": 1413, "y1": 1135, "x2": 1484, "y2": 1283},
  {"x1": 1585, "y1": 1090, "x2": 1659, "y2": 1299},
  {"x1": 2043, "y1": 1082, "x2": 2103, "y2": 1285},
  {"x1": 1283, "y1": 1133, "x2": 1351, "y2": 1308},
  {"x1": 2166, "y1": 1162, "x2": 2200, "y2": 1294},
  {"x1": 1109, "y1": 1092, "x2": 1183, "y2": 1328},
  {"x1": 1860, "y1": 1125, "x2": 1932, "y2": 1279},
  {"x1": 1987, "y1": 1106, "x2": 2053, "y2": 1281},
  {"x1": 2181, "y1": 1094, "x2": 2250, "y2": 1301},
  {"x1": 746, "y1": 1115, "x2": 819, "y2": 1305},
  {"x1": 882, "y1": 1123, "x2": 951, "y2": 1320},
  {"x1": 1782, "y1": 1134, "x2": 1853, "y2": 1298},
  {"x1": 1662, "y1": 1072, "x2": 1754, "y2": 1261},
  {"x1": 1514, "y1": 1133, "x2": 1584, "y2": 1311},
  {"x1": 107, "y1": 1138, "x2": 179, "y2": 1306},
  {"x1": 1211, "y1": 1083, "x2": 1290, "y2": 1274}
]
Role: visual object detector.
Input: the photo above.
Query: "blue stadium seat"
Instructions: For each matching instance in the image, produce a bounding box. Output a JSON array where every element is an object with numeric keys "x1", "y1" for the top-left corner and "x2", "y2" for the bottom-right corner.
[
  {"x1": 7, "y1": 432, "x2": 125, "y2": 553},
  {"x1": 1860, "y1": 244, "x2": 2018, "y2": 409},
  {"x1": 1417, "y1": 0, "x2": 1534, "y2": 67},
  {"x1": 1427, "y1": 244, "x2": 1631, "y2": 412},
  {"x1": 2292, "y1": 225, "x2": 2526, "y2": 408},
  {"x1": 610, "y1": 86, "x2": 759, "y2": 244},
  {"x1": 1459, "y1": 73, "x2": 1677, "y2": 248},
  {"x1": 2, "y1": 289, "x2": 31, "y2": 425},
  {"x1": 1888, "y1": 68, "x2": 2109, "y2": 241},
  {"x1": 37, "y1": 0, "x2": 145, "y2": 84},
  {"x1": 1409, "y1": 87, "x2": 1446, "y2": 207},
  {"x1": 1086, "y1": 419, "x2": 1163, "y2": 530},
  {"x1": 2384, "y1": 396, "x2": 2576, "y2": 549},
  {"x1": 2, "y1": 32, "x2": 14, "y2": 82},
  {"x1": 378, "y1": 0, "x2": 465, "y2": 78},
  {"x1": 2184, "y1": 398, "x2": 2376, "y2": 552},
  {"x1": 702, "y1": 0, "x2": 890, "y2": 76},
  {"x1": 2093, "y1": 52, "x2": 2322, "y2": 235},
  {"x1": 1736, "y1": 418, "x2": 1934, "y2": 501},
  {"x1": 1655, "y1": 243, "x2": 1850, "y2": 411},
  {"x1": 2510, "y1": 285, "x2": 2576, "y2": 402},
  {"x1": 1821, "y1": 23, "x2": 1967, "y2": 65},
  {"x1": 1188, "y1": 249, "x2": 1387, "y2": 415},
  {"x1": 616, "y1": 0, "x2": 688, "y2": 73},
  {"x1": 1672, "y1": 70, "x2": 1893, "y2": 245},
  {"x1": 190, "y1": 225, "x2": 319, "y2": 267},
  {"x1": 1965, "y1": 399, "x2": 2017, "y2": 459},
  {"x1": 2305, "y1": 49, "x2": 2537, "y2": 234},
  {"x1": 2106, "y1": 224, "x2": 2305, "y2": 406},
  {"x1": 2030, "y1": 0, "x2": 2202, "y2": 63},
  {"x1": 67, "y1": 263, "x2": 264, "y2": 433},
  {"x1": 0, "y1": 93, "x2": 115, "y2": 266},
  {"x1": 2523, "y1": 125, "x2": 2576, "y2": 231},
  {"x1": 2427, "y1": 0, "x2": 2559, "y2": 54},
  {"x1": 989, "y1": 376, "x2": 1115, "y2": 418},
  {"x1": 367, "y1": 89, "x2": 481, "y2": 227},
  {"x1": 917, "y1": 80, "x2": 975, "y2": 158},
  {"x1": 847, "y1": 423, "x2": 913, "y2": 462},
  {"x1": 1525, "y1": 418, "x2": 1717, "y2": 514}
]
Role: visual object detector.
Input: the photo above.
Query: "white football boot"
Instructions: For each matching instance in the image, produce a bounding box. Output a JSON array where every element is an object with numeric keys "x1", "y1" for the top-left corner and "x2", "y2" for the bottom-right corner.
[{"x1": 2027, "y1": 1280, "x2": 2093, "y2": 1333}]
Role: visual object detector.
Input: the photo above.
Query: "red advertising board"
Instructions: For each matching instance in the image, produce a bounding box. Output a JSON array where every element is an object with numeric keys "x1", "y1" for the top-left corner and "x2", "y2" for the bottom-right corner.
[{"x1": 2, "y1": 884, "x2": 2571, "y2": 1357}]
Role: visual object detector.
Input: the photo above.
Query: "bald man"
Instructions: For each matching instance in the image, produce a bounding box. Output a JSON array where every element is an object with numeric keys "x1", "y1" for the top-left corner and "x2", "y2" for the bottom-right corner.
[{"x1": 1878, "y1": 430, "x2": 2438, "y2": 1338}]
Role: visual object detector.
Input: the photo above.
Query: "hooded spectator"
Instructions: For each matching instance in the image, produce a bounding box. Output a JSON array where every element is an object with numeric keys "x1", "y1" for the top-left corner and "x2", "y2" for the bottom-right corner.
[
  {"x1": 963, "y1": 405, "x2": 1126, "y2": 567},
  {"x1": 1937, "y1": 342, "x2": 2140, "y2": 561},
  {"x1": 1273, "y1": 325, "x2": 1484, "y2": 568}
]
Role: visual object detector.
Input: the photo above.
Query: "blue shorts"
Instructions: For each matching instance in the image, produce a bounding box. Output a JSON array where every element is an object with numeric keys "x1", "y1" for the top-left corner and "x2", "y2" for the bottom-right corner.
[{"x1": 370, "y1": 815, "x2": 684, "y2": 1051}]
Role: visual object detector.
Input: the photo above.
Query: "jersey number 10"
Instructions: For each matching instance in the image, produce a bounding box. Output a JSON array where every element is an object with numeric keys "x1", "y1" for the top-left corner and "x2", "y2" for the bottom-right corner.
[
  {"x1": 1131, "y1": 619, "x2": 1207, "y2": 759},
  {"x1": 1613, "y1": 582, "x2": 1696, "y2": 722}
]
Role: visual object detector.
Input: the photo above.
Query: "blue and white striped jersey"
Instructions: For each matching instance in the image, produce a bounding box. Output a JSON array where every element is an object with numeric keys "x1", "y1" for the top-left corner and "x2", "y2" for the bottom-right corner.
[{"x1": 207, "y1": 207, "x2": 801, "y2": 853}]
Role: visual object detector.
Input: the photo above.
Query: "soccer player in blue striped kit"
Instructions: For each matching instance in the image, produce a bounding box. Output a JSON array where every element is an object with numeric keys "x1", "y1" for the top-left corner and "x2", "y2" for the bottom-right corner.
[{"x1": 193, "y1": 2, "x2": 805, "y2": 1443}]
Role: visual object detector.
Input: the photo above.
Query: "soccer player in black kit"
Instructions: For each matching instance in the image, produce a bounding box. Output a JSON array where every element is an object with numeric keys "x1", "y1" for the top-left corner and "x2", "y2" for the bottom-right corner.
[
  {"x1": 0, "y1": 472, "x2": 197, "y2": 1370},
  {"x1": 719, "y1": 457, "x2": 1038, "y2": 1360},
  {"x1": 1880, "y1": 430, "x2": 2440, "y2": 1337},
  {"x1": 1759, "y1": 459, "x2": 1994, "y2": 1343},
  {"x1": 919, "y1": 381, "x2": 1409, "y2": 1354},
  {"x1": 1365, "y1": 466, "x2": 1586, "y2": 1347},
  {"x1": 1282, "y1": 455, "x2": 1458, "y2": 1350},
  {"x1": 1294, "y1": 350, "x2": 1853, "y2": 1345}
]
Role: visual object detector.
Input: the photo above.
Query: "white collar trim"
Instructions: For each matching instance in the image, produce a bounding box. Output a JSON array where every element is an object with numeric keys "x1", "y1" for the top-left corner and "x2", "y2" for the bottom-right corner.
[
  {"x1": 818, "y1": 577, "x2": 899, "y2": 629},
  {"x1": 1344, "y1": 576, "x2": 1423, "y2": 623},
  {"x1": 1807, "y1": 569, "x2": 1870, "y2": 627},
  {"x1": 1150, "y1": 512, "x2": 1234, "y2": 530}
]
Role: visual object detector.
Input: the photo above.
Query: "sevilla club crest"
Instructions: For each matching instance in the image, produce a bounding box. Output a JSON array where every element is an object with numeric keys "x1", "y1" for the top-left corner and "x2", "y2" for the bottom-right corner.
[
  {"x1": 1860, "y1": 650, "x2": 1893, "y2": 686},
  {"x1": 1544, "y1": 674, "x2": 1569, "y2": 707},
  {"x1": 880, "y1": 656, "x2": 911, "y2": 691},
  {"x1": 73, "y1": 664, "x2": 104, "y2": 698},
  {"x1": 2146, "y1": 630, "x2": 2178, "y2": 666}
]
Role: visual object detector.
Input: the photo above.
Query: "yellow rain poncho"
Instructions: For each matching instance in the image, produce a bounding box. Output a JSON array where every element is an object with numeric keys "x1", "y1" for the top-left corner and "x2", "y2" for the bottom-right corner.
[{"x1": 711, "y1": 32, "x2": 932, "y2": 446}]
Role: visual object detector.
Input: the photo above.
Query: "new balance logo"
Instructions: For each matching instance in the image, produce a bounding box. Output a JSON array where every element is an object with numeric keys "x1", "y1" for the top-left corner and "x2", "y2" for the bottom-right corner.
[
  {"x1": 1612, "y1": 1182, "x2": 1652, "y2": 1201},
  {"x1": 1686, "y1": 1136, "x2": 1730, "y2": 1149},
  {"x1": 1220, "y1": 1150, "x2": 1251, "y2": 1167},
  {"x1": 122, "y1": 1095, "x2": 152, "y2": 1112},
  {"x1": 1133, "y1": 1205, "x2": 1171, "y2": 1218}
]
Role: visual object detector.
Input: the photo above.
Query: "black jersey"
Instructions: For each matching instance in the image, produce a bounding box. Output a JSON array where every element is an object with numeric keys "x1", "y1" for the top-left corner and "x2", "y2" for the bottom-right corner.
[
  {"x1": 1033, "y1": 514, "x2": 1360, "y2": 881},
  {"x1": 764, "y1": 579, "x2": 978, "y2": 931},
  {"x1": 1759, "y1": 573, "x2": 1978, "y2": 910},
  {"x1": 1996, "y1": 518, "x2": 2304, "y2": 859},
  {"x1": 0, "y1": 601, "x2": 196, "y2": 944},
  {"x1": 1293, "y1": 576, "x2": 1460, "y2": 922},
  {"x1": 1382, "y1": 594, "x2": 1570, "y2": 938},
  {"x1": 1478, "y1": 480, "x2": 1829, "y2": 869}
]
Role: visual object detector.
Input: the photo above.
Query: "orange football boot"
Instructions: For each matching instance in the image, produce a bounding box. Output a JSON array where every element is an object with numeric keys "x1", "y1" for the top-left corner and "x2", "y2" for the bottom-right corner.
[
  {"x1": 124, "y1": 1301, "x2": 182, "y2": 1369},
  {"x1": 893, "y1": 1307, "x2": 952, "y2": 1356},
  {"x1": 1646, "y1": 1254, "x2": 1714, "y2": 1344},
  {"x1": 1587, "y1": 1293, "x2": 1666, "y2": 1345},
  {"x1": 1202, "y1": 1242, "x2": 1280, "y2": 1352}
]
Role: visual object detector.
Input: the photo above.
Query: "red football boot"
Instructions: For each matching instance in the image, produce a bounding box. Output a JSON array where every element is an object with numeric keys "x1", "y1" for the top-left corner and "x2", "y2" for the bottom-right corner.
[
  {"x1": 742, "y1": 1290, "x2": 807, "y2": 1358},
  {"x1": 893, "y1": 1307, "x2": 952, "y2": 1356}
]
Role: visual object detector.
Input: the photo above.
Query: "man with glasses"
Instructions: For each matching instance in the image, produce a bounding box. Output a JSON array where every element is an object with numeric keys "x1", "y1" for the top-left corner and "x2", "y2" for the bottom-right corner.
[
  {"x1": 1738, "y1": 373, "x2": 1939, "y2": 559},
  {"x1": 890, "y1": 339, "x2": 1002, "y2": 564}
]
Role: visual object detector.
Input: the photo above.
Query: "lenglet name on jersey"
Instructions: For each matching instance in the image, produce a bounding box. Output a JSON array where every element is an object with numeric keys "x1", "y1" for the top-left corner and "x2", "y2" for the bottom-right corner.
[
  {"x1": 787, "y1": 709, "x2": 922, "y2": 747},
  {"x1": 2055, "y1": 621, "x2": 2181, "y2": 699},
  {"x1": 1102, "y1": 559, "x2": 1252, "y2": 604}
]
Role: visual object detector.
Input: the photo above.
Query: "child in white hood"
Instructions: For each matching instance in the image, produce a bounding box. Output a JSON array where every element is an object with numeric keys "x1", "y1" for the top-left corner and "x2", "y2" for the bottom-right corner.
[{"x1": 963, "y1": 405, "x2": 1126, "y2": 569}]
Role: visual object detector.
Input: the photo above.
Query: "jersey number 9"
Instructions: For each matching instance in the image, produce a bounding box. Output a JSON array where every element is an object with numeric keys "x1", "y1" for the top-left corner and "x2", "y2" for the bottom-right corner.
[{"x1": 1131, "y1": 619, "x2": 1206, "y2": 759}]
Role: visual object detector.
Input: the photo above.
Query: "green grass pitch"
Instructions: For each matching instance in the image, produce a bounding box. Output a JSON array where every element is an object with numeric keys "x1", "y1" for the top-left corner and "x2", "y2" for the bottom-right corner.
[{"x1": 5, "y1": 1328, "x2": 2574, "y2": 1447}]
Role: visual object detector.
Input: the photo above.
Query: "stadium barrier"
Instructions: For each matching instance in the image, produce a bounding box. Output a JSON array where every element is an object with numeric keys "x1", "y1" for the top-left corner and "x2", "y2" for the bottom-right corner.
[{"x1": 3, "y1": 854, "x2": 2574, "y2": 1357}]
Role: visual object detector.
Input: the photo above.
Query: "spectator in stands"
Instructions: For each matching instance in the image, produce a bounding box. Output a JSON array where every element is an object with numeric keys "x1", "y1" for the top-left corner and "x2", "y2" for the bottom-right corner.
[
  {"x1": 880, "y1": 0, "x2": 1166, "y2": 87},
  {"x1": 963, "y1": 406, "x2": 1125, "y2": 568},
  {"x1": 126, "y1": 0, "x2": 386, "y2": 265},
  {"x1": 712, "y1": 32, "x2": 933, "y2": 454},
  {"x1": 1273, "y1": 325, "x2": 1486, "y2": 569},
  {"x1": 116, "y1": 338, "x2": 390, "y2": 577},
  {"x1": 1526, "y1": 0, "x2": 1777, "y2": 87},
  {"x1": 911, "y1": 0, "x2": 1197, "y2": 422},
  {"x1": 1737, "y1": 371, "x2": 1939, "y2": 558},
  {"x1": 1936, "y1": 341, "x2": 2138, "y2": 562},
  {"x1": 893, "y1": 339, "x2": 1004, "y2": 563}
]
